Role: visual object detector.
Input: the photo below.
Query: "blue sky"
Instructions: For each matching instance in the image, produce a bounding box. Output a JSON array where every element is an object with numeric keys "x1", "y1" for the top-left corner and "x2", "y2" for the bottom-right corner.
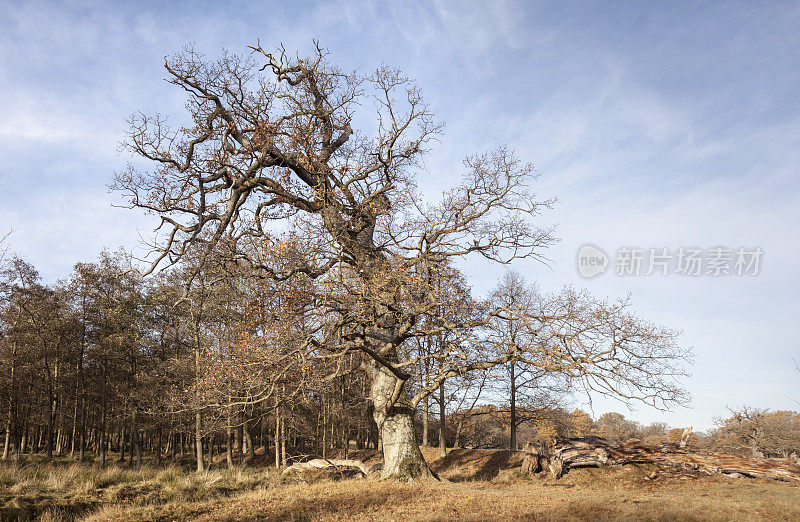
[{"x1": 1, "y1": 1, "x2": 798, "y2": 430}]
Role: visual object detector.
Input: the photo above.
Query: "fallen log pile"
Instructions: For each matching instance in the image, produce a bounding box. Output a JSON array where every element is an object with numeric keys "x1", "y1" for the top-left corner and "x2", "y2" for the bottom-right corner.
[{"x1": 522, "y1": 436, "x2": 800, "y2": 482}]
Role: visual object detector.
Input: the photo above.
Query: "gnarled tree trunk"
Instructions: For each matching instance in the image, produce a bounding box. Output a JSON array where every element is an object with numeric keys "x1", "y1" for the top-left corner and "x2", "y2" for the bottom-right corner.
[{"x1": 365, "y1": 361, "x2": 433, "y2": 481}]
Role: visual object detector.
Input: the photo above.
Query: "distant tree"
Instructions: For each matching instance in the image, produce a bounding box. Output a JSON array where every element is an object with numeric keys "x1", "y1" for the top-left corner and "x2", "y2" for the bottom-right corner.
[
  {"x1": 596, "y1": 412, "x2": 638, "y2": 444},
  {"x1": 714, "y1": 407, "x2": 800, "y2": 458},
  {"x1": 567, "y1": 409, "x2": 597, "y2": 438},
  {"x1": 640, "y1": 422, "x2": 669, "y2": 445},
  {"x1": 486, "y1": 271, "x2": 566, "y2": 450}
]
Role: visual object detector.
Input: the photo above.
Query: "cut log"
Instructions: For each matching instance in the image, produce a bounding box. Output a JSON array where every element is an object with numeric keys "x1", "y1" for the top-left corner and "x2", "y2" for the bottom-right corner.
[
  {"x1": 282, "y1": 458, "x2": 382, "y2": 479},
  {"x1": 522, "y1": 437, "x2": 800, "y2": 482}
]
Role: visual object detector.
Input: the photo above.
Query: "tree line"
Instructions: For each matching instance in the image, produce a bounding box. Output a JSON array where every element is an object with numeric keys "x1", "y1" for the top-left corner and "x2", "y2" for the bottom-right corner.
[
  {"x1": 0, "y1": 248, "x2": 691, "y2": 468},
  {"x1": 1, "y1": 249, "x2": 796, "y2": 471}
]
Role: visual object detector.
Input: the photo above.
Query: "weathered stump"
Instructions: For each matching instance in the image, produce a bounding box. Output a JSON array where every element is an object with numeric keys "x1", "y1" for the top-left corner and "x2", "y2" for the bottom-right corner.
[
  {"x1": 521, "y1": 441, "x2": 544, "y2": 474},
  {"x1": 679, "y1": 426, "x2": 692, "y2": 448}
]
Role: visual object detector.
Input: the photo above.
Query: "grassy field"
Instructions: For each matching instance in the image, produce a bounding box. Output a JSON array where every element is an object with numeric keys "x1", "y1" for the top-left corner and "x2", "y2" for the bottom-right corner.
[{"x1": 1, "y1": 448, "x2": 799, "y2": 521}]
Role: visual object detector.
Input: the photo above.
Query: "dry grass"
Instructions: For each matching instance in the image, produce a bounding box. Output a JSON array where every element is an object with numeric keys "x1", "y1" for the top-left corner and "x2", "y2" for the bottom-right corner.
[
  {"x1": 84, "y1": 467, "x2": 800, "y2": 521},
  {"x1": 2, "y1": 450, "x2": 799, "y2": 521},
  {"x1": 0, "y1": 459, "x2": 280, "y2": 520}
]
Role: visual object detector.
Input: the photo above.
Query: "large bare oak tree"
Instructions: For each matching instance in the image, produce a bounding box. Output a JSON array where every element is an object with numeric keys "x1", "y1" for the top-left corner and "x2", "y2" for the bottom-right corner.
[{"x1": 115, "y1": 42, "x2": 688, "y2": 479}]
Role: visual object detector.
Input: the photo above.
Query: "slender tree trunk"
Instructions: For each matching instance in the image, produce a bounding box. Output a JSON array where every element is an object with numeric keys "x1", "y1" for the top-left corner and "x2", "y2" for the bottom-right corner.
[
  {"x1": 120, "y1": 424, "x2": 127, "y2": 461},
  {"x1": 69, "y1": 393, "x2": 79, "y2": 456},
  {"x1": 99, "y1": 429, "x2": 106, "y2": 468},
  {"x1": 281, "y1": 417, "x2": 287, "y2": 467},
  {"x1": 13, "y1": 428, "x2": 21, "y2": 464},
  {"x1": 135, "y1": 431, "x2": 142, "y2": 470},
  {"x1": 321, "y1": 395, "x2": 327, "y2": 459},
  {"x1": 235, "y1": 416, "x2": 243, "y2": 465},
  {"x1": 2, "y1": 355, "x2": 14, "y2": 460},
  {"x1": 155, "y1": 425, "x2": 162, "y2": 466},
  {"x1": 244, "y1": 420, "x2": 254, "y2": 459},
  {"x1": 55, "y1": 395, "x2": 64, "y2": 455},
  {"x1": 193, "y1": 319, "x2": 205, "y2": 472},
  {"x1": 129, "y1": 418, "x2": 135, "y2": 466},
  {"x1": 2, "y1": 424, "x2": 10, "y2": 460},
  {"x1": 53, "y1": 360, "x2": 62, "y2": 456},
  {"x1": 2, "y1": 412, "x2": 11, "y2": 460},
  {"x1": 45, "y1": 393, "x2": 54, "y2": 460},
  {"x1": 260, "y1": 414, "x2": 267, "y2": 453},
  {"x1": 510, "y1": 362, "x2": 517, "y2": 451},
  {"x1": 422, "y1": 354, "x2": 430, "y2": 448},
  {"x1": 100, "y1": 361, "x2": 107, "y2": 467},
  {"x1": 131, "y1": 411, "x2": 141, "y2": 469},
  {"x1": 78, "y1": 398, "x2": 86, "y2": 462},
  {"x1": 274, "y1": 407, "x2": 280, "y2": 468},
  {"x1": 438, "y1": 381, "x2": 447, "y2": 458},
  {"x1": 340, "y1": 375, "x2": 348, "y2": 459},
  {"x1": 195, "y1": 411, "x2": 205, "y2": 472},
  {"x1": 226, "y1": 408, "x2": 234, "y2": 469},
  {"x1": 208, "y1": 434, "x2": 215, "y2": 468},
  {"x1": 4, "y1": 342, "x2": 17, "y2": 461},
  {"x1": 422, "y1": 395, "x2": 429, "y2": 448},
  {"x1": 72, "y1": 294, "x2": 86, "y2": 457}
]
